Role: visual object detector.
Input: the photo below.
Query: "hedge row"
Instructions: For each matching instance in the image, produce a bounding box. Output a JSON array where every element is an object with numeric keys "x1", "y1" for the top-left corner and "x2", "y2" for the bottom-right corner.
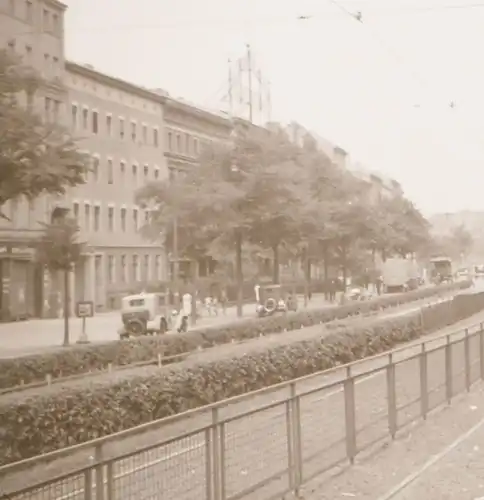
[
  {"x1": 1, "y1": 287, "x2": 483, "y2": 466},
  {"x1": 0, "y1": 281, "x2": 470, "y2": 390}
]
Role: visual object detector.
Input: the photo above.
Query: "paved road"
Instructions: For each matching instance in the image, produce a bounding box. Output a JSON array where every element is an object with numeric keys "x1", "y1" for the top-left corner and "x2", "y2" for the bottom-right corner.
[
  {"x1": 3, "y1": 294, "x2": 475, "y2": 500},
  {"x1": 388, "y1": 415, "x2": 484, "y2": 499},
  {"x1": 0, "y1": 293, "x2": 336, "y2": 358}
]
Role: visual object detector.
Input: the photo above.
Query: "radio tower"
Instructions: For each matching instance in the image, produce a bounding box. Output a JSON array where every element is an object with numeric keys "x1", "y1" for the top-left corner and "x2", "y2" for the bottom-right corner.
[{"x1": 227, "y1": 44, "x2": 272, "y2": 126}]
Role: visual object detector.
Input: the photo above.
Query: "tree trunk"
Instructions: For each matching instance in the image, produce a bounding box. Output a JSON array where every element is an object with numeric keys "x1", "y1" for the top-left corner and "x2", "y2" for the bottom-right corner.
[
  {"x1": 63, "y1": 268, "x2": 70, "y2": 346},
  {"x1": 323, "y1": 243, "x2": 329, "y2": 301},
  {"x1": 272, "y1": 243, "x2": 280, "y2": 284},
  {"x1": 303, "y1": 247, "x2": 309, "y2": 307},
  {"x1": 235, "y1": 229, "x2": 243, "y2": 317},
  {"x1": 341, "y1": 242, "x2": 348, "y2": 303}
]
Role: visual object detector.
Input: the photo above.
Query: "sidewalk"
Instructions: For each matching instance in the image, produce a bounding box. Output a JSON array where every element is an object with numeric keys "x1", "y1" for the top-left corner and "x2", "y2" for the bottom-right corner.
[
  {"x1": 295, "y1": 378, "x2": 484, "y2": 500},
  {"x1": 0, "y1": 293, "x2": 332, "y2": 358}
]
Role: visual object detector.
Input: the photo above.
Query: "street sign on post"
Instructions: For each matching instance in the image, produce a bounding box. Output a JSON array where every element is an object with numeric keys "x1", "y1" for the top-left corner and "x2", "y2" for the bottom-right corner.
[{"x1": 76, "y1": 300, "x2": 94, "y2": 344}]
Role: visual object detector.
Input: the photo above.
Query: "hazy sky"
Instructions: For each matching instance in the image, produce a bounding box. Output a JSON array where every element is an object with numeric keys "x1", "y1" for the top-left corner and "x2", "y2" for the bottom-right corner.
[{"x1": 64, "y1": 0, "x2": 484, "y2": 216}]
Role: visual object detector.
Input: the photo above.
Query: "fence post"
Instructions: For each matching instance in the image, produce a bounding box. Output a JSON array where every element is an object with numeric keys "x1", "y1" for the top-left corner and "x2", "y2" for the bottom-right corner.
[
  {"x1": 205, "y1": 427, "x2": 214, "y2": 500},
  {"x1": 84, "y1": 466, "x2": 94, "y2": 500},
  {"x1": 105, "y1": 461, "x2": 114, "y2": 500},
  {"x1": 464, "y1": 328, "x2": 471, "y2": 391},
  {"x1": 419, "y1": 344, "x2": 428, "y2": 420},
  {"x1": 343, "y1": 366, "x2": 357, "y2": 464},
  {"x1": 386, "y1": 353, "x2": 397, "y2": 439},
  {"x1": 211, "y1": 408, "x2": 222, "y2": 500},
  {"x1": 285, "y1": 389, "x2": 296, "y2": 491},
  {"x1": 290, "y1": 382, "x2": 303, "y2": 492},
  {"x1": 94, "y1": 444, "x2": 104, "y2": 500},
  {"x1": 445, "y1": 335, "x2": 453, "y2": 404},
  {"x1": 480, "y1": 323, "x2": 484, "y2": 381}
]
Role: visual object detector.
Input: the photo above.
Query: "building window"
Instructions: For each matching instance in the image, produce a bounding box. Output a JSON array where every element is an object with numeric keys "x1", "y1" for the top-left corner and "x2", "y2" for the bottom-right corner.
[
  {"x1": 121, "y1": 255, "x2": 127, "y2": 282},
  {"x1": 120, "y1": 208, "x2": 126, "y2": 232},
  {"x1": 119, "y1": 117, "x2": 125, "y2": 139},
  {"x1": 53, "y1": 100, "x2": 60, "y2": 121},
  {"x1": 71, "y1": 104, "x2": 78, "y2": 128},
  {"x1": 92, "y1": 110, "x2": 98, "y2": 134},
  {"x1": 52, "y1": 13, "x2": 59, "y2": 34},
  {"x1": 154, "y1": 167, "x2": 159, "y2": 180},
  {"x1": 7, "y1": 39, "x2": 15, "y2": 55},
  {"x1": 93, "y1": 206, "x2": 100, "y2": 231},
  {"x1": 52, "y1": 56, "x2": 59, "y2": 76},
  {"x1": 144, "y1": 209, "x2": 150, "y2": 224},
  {"x1": 153, "y1": 128, "x2": 159, "y2": 147},
  {"x1": 44, "y1": 54, "x2": 50, "y2": 75},
  {"x1": 133, "y1": 208, "x2": 138, "y2": 231},
  {"x1": 82, "y1": 108, "x2": 89, "y2": 129},
  {"x1": 43, "y1": 9, "x2": 50, "y2": 31},
  {"x1": 131, "y1": 121, "x2": 137, "y2": 142},
  {"x1": 167, "y1": 132, "x2": 173, "y2": 151},
  {"x1": 108, "y1": 255, "x2": 115, "y2": 284},
  {"x1": 92, "y1": 156, "x2": 99, "y2": 182},
  {"x1": 143, "y1": 164, "x2": 149, "y2": 180},
  {"x1": 176, "y1": 134, "x2": 181, "y2": 152},
  {"x1": 194, "y1": 138, "x2": 198, "y2": 155},
  {"x1": 132, "y1": 164, "x2": 137, "y2": 185},
  {"x1": 25, "y1": 0, "x2": 34, "y2": 23},
  {"x1": 185, "y1": 134, "x2": 190, "y2": 155},
  {"x1": 108, "y1": 206, "x2": 114, "y2": 231},
  {"x1": 25, "y1": 44, "x2": 32, "y2": 63},
  {"x1": 120, "y1": 161, "x2": 126, "y2": 181},
  {"x1": 107, "y1": 158, "x2": 114, "y2": 184},
  {"x1": 142, "y1": 124, "x2": 147, "y2": 144},
  {"x1": 84, "y1": 203, "x2": 91, "y2": 231},
  {"x1": 144, "y1": 255, "x2": 150, "y2": 280},
  {"x1": 106, "y1": 115, "x2": 112, "y2": 136},
  {"x1": 73, "y1": 202, "x2": 79, "y2": 221},
  {"x1": 133, "y1": 255, "x2": 140, "y2": 282},
  {"x1": 155, "y1": 255, "x2": 162, "y2": 280}
]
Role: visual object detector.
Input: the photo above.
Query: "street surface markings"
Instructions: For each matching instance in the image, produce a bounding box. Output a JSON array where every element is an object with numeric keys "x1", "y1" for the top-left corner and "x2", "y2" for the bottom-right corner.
[{"x1": 375, "y1": 413, "x2": 484, "y2": 500}]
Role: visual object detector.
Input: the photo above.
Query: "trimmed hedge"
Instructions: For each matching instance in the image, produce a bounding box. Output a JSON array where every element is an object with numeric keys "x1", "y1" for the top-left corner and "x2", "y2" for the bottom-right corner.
[
  {"x1": 1, "y1": 287, "x2": 483, "y2": 466},
  {"x1": 0, "y1": 281, "x2": 470, "y2": 390}
]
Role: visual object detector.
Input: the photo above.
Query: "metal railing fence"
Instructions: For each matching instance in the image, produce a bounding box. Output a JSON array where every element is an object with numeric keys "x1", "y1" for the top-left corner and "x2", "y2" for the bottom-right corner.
[{"x1": 1, "y1": 319, "x2": 483, "y2": 500}]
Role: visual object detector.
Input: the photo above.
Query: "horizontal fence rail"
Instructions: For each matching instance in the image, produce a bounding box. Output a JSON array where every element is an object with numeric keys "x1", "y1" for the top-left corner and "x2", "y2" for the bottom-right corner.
[
  {"x1": 1, "y1": 312, "x2": 481, "y2": 500},
  {"x1": 0, "y1": 295, "x2": 451, "y2": 394}
]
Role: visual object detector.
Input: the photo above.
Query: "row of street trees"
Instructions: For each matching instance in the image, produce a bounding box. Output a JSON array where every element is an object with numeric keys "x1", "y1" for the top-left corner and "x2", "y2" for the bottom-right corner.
[
  {"x1": 137, "y1": 121, "x2": 432, "y2": 314},
  {"x1": 0, "y1": 47, "x2": 434, "y2": 337}
]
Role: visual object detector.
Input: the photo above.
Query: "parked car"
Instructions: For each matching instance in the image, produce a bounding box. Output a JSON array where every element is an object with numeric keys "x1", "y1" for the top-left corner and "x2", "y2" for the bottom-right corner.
[
  {"x1": 254, "y1": 284, "x2": 298, "y2": 318},
  {"x1": 118, "y1": 292, "x2": 188, "y2": 339}
]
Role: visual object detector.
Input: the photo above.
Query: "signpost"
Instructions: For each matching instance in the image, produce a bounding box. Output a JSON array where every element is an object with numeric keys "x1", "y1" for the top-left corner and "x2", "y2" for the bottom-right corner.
[{"x1": 76, "y1": 300, "x2": 94, "y2": 344}]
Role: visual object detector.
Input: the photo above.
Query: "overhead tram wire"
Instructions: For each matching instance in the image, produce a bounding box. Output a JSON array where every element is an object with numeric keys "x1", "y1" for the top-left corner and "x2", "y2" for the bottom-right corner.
[
  {"x1": 69, "y1": 3, "x2": 484, "y2": 33},
  {"x1": 325, "y1": 0, "x2": 484, "y2": 183}
]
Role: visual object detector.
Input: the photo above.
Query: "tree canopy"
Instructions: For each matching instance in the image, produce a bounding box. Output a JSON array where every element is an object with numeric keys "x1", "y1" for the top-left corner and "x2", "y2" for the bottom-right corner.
[
  {"x1": 36, "y1": 218, "x2": 85, "y2": 271},
  {"x1": 0, "y1": 50, "x2": 89, "y2": 217},
  {"x1": 136, "y1": 119, "x2": 433, "y2": 295}
]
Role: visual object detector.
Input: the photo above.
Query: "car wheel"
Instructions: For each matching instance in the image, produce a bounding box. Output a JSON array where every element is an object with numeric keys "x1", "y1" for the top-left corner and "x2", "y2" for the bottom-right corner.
[{"x1": 126, "y1": 318, "x2": 145, "y2": 337}]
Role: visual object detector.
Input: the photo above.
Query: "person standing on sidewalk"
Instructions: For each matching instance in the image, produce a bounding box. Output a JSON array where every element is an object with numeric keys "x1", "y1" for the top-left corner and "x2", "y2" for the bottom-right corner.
[{"x1": 220, "y1": 288, "x2": 227, "y2": 315}]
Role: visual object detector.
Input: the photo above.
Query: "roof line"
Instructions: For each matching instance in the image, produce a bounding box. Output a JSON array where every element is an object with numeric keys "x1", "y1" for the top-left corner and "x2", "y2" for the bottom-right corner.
[{"x1": 65, "y1": 61, "x2": 167, "y2": 104}]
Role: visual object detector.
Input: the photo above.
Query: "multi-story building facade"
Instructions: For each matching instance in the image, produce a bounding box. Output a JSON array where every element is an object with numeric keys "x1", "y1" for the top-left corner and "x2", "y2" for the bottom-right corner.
[
  {"x1": 0, "y1": 1, "x2": 240, "y2": 318},
  {"x1": 64, "y1": 62, "x2": 168, "y2": 311},
  {"x1": 0, "y1": 0, "x2": 69, "y2": 320}
]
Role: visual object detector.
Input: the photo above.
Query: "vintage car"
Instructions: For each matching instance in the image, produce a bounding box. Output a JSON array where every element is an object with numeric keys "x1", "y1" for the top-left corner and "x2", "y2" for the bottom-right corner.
[
  {"x1": 118, "y1": 292, "x2": 188, "y2": 339},
  {"x1": 344, "y1": 287, "x2": 373, "y2": 302},
  {"x1": 254, "y1": 284, "x2": 298, "y2": 318}
]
